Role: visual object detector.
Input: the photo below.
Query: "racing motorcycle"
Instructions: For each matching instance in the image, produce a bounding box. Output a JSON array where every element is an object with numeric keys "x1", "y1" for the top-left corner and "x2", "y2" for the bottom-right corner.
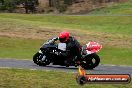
[{"x1": 33, "y1": 39, "x2": 102, "y2": 69}]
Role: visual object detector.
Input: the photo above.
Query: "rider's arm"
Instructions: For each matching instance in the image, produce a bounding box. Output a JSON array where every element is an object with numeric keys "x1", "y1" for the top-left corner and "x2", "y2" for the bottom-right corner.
[{"x1": 48, "y1": 37, "x2": 59, "y2": 44}]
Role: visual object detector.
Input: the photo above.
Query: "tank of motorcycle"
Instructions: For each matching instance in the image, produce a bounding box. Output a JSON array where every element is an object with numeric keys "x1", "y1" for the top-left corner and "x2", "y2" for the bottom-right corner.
[
  {"x1": 85, "y1": 42, "x2": 102, "y2": 54},
  {"x1": 40, "y1": 43, "x2": 57, "y2": 50}
]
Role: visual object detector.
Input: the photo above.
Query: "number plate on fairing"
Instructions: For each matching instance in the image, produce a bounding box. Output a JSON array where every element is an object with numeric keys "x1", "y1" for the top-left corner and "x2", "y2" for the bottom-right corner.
[{"x1": 58, "y1": 43, "x2": 66, "y2": 51}]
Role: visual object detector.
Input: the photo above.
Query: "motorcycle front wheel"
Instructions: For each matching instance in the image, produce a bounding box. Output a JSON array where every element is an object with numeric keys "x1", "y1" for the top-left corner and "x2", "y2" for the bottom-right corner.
[{"x1": 33, "y1": 52, "x2": 51, "y2": 66}]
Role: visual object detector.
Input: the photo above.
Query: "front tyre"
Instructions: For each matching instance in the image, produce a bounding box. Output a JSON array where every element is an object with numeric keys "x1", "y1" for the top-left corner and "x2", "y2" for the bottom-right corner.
[
  {"x1": 82, "y1": 53, "x2": 100, "y2": 69},
  {"x1": 33, "y1": 52, "x2": 50, "y2": 66}
]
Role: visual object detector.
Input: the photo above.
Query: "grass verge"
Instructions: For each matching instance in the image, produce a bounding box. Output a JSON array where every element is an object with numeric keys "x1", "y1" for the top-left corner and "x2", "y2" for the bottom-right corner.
[
  {"x1": 0, "y1": 13, "x2": 132, "y2": 35},
  {"x1": 0, "y1": 68, "x2": 132, "y2": 88},
  {"x1": 0, "y1": 36, "x2": 42, "y2": 59},
  {"x1": 88, "y1": 1, "x2": 132, "y2": 15}
]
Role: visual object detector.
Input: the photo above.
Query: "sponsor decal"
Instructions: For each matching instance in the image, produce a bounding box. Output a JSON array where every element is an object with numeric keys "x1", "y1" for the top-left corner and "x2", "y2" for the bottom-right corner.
[{"x1": 76, "y1": 66, "x2": 131, "y2": 85}]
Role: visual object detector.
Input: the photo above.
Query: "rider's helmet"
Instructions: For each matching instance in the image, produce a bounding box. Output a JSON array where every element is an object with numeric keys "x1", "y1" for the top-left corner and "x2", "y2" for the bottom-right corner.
[{"x1": 59, "y1": 31, "x2": 70, "y2": 43}]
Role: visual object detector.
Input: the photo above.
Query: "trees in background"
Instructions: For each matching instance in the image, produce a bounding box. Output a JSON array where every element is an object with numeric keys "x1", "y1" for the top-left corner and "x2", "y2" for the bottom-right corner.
[
  {"x1": 0, "y1": 0, "x2": 4, "y2": 5},
  {"x1": 0, "y1": 0, "x2": 17, "y2": 12},
  {"x1": 23, "y1": 0, "x2": 39, "y2": 13},
  {"x1": 0, "y1": 0, "x2": 39, "y2": 13},
  {"x1": 64, "y1": 0, "x2": 73, "y2": 5},
  {"x1": 51, "y1": 0, "x2": 86, "y2": 12},
  {"x1": 0, "y1": 0, "x2": 127, "y2": 13}
]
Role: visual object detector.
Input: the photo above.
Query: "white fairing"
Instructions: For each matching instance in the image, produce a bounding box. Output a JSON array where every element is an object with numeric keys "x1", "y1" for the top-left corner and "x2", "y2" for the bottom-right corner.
[{"x1": 58, "y1": 43, "x2": 66, "y2": 51}]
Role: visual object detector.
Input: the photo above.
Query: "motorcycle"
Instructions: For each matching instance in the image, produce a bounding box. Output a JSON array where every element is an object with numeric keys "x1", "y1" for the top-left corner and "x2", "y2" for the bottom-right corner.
[{"x1": 33, "y1": 39, "x2": 102, "y2": 69}]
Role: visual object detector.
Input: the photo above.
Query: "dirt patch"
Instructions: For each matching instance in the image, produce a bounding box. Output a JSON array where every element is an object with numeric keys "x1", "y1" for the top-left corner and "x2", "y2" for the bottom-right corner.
[
  {"x1": 0, "y1": 28, "x2": 131, "y2": 48},
  {"x1": 0, "y1": 30, "x2": 58, "y2": 40}
]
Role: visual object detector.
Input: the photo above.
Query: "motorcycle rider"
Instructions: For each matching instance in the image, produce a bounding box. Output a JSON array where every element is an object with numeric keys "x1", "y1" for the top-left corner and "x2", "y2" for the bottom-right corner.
[{"x1": 48, "y1": 31, "x2": 82, "y2": 67}]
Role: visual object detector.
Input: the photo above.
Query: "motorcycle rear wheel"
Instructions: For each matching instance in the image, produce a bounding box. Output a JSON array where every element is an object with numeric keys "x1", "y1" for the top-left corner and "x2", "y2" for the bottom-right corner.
[{"x1": 82, "y1": 53, "x2": 100, "y2": 69}]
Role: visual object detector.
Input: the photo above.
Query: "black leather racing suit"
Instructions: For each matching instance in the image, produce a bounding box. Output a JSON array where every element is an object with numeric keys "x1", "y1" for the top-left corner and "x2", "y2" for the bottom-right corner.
[{"x1": 49, "y1": 36, "x2": 82, "y2": 65}]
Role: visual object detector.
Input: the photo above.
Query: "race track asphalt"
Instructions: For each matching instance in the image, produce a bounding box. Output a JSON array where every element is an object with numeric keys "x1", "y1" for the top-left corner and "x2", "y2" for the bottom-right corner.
[{"x1": 0, "y1": 59, "x2": 132, "y2": 76}]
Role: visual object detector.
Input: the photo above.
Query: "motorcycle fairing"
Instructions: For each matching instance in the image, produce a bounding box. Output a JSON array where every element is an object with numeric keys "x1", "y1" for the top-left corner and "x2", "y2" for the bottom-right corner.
[{"x1": 86, "y1": 42, "x2": 102, "y2": 54}]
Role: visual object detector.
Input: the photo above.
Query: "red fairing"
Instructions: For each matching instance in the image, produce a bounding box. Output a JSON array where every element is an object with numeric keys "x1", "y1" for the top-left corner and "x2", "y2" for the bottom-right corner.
[{"x1": 86, "y1": 42, "x2": 102, "y2": 53}]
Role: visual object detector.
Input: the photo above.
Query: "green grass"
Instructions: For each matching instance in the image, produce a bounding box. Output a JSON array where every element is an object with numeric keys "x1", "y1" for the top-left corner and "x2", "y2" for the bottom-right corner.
[
  {"x1": 100, "y1": 46, "x2": 132, "y2": 65},
  {"x1": 0, "y1": 13, "x2": 132, "y2": 65},
  {"x1": 0, "y1": 36, "x2": 42, "y2": 59},
  {"x1": 0, "y1": 13, "x2": 132, "y2": 35},
  {"x1": 0, "y1": 68, "x2": 132, "y2": 88},
  {"x1": 88, "y1": 1, "x2": 132, "y2": 15}
]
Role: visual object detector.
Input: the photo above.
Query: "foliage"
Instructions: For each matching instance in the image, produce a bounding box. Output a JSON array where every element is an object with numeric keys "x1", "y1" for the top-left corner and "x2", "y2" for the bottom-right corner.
[
  {"x1": 57, "y1": 4, "x2": 67, "y2": 12},
  {"x1": 64, "y1": 0, "x2": 73, "y2": 5},
  {"x1": 0, "y1": 0, "x2": 23, "y2": 12},
  {"x1": 0, "y1": 0, "x2": 39, "y2": 12}
]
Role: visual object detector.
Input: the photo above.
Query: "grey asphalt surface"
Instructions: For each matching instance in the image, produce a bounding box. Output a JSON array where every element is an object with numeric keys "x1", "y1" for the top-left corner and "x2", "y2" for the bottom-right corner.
[{"x1": 0, "y1": 59, "x2": 132, "y2": 76}]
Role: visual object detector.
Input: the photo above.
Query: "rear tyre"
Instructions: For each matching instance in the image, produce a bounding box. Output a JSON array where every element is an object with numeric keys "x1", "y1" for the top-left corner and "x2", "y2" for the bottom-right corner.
[
  {"x1": 82, "y1": 53, "x2": 100, "y2": 69},
  {"x1": 33, "y1": 52, "x2": 50, "y2": 66}
]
